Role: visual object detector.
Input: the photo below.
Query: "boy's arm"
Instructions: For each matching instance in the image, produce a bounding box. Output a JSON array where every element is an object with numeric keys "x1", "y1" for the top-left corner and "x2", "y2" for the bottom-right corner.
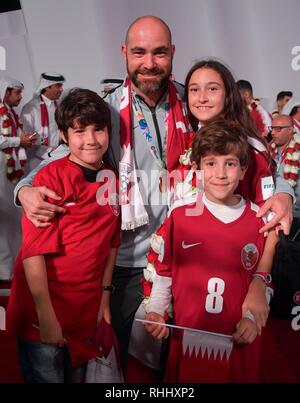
[
  {"x1": 23, "y1": 255, "x2": 65, "y2": 347},
  {"x1": 242, "y1": 229, "x2": 278, "y2": 334},
  {"x1": 232, "y1": 317, "x2": 258, "y2": 344},
  {"x1": 144, "y1": 273, "x2": 172, "y2": 339},
  {"x1": 14, "y1": 146, "x2": 69, "y2": 227},
  {"x1": 97, "y1": 247, "x2": 117, "y2": 325}
]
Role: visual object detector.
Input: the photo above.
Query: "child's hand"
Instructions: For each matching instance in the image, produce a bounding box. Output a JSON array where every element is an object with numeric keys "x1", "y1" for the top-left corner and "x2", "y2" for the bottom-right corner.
[
  {"x1": 144, "y1": 312, "x2": 169, "y2": 339},
  {"x1": 39, "y1": 313, "x2": 65, "y2": 347},
  {"x1": 242, "y1": 277, "x2": 269, "y2": 335},
  {"x1": 232, "y1": 317, "x2": 258, "y2": 344},
  {"x1": 97, "y1": 305, "x2": 111, "y2": 325},
  {"x1": 97, "y1": 292, "x2": 111, "y2": 325}
]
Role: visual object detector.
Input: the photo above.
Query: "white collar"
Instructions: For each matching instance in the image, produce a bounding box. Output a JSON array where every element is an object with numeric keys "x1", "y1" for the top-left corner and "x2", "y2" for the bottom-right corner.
[{"x1": 203, "y1": 192, "x2": 246, "y2": 223}]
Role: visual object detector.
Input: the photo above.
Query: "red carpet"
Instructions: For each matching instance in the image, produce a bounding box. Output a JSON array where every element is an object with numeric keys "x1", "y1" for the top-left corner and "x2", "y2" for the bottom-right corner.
[{"x1": 0, "y1": 291, "x2": 23, "y2": 383}]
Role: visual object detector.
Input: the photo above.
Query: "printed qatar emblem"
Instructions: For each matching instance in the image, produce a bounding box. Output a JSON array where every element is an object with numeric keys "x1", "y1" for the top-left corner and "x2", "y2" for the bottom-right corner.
[
  {"x1": 241, "y1": 243, "x2": 259, "y2": 270},
  {"x1": 293, "y1": 291, "x2": 300, "y2": 305},
  {"x1": 109, "y1": 193, "x2": 120, "y2": 216}
]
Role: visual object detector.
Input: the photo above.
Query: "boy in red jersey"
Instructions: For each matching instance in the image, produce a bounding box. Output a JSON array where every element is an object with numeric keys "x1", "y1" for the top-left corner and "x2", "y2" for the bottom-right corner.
[
  {"x1": 6, "y1": 88, "x2": 120, "y2": 383},
  {"x1": 145, "y1": 120, "x2": 276, "y2": 382}
]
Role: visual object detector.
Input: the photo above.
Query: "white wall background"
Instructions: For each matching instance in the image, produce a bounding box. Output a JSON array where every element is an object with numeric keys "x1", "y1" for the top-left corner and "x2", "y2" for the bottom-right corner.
[
  {"x1": 0, "y1": 10, "x2": 35, "y2": 112},
  {"x1": 0, "y1": 0, "x2": 299, "y2": 112}
]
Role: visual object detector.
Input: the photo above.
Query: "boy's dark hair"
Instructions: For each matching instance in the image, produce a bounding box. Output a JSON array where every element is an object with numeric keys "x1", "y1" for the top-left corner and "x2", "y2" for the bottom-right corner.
[
  {"x1": 276, "y1": 91, "x2": 293, "y2": 101},
  {"x1": 55, "y1": 88, "x2": 111, "y2": 140},
  {"x1": 191, "y1": 119, "x2": 250, "y2": 168},
  {"x1": 236, "y1": 79, "x2": 253, "y2": 95}
]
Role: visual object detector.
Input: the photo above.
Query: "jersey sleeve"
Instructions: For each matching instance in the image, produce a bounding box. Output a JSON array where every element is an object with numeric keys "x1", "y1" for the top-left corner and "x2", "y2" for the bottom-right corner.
[
  {"x1": 21, "y1": 214, "x2": 60, "y2": 260},
  {"x1": 13, "y1": 144, "x2": 69, "y2": 207},
  {"x1": 21, "y1": 164, "x2": 63, "y2": 260},
  {"x1": 110, "y1": 217, "x2": 121, "y2": 248}
]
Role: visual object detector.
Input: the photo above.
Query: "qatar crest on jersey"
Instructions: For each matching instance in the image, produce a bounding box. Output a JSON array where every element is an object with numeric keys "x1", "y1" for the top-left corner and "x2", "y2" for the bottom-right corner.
[{"x1": 241, "y1": 243, "x2": 259, "y2": 270}]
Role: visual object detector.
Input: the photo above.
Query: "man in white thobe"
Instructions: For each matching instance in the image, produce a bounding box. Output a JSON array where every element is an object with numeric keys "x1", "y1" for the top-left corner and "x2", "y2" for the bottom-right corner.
[{"x1": 21, "y1": 72, "x2": 65, "y2": 172}]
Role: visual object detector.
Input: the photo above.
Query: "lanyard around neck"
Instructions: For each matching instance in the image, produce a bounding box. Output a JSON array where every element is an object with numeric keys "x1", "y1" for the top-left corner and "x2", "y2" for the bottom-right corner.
[{"x1": 131, "y1": 93, "x2": 169, "y2": 169}]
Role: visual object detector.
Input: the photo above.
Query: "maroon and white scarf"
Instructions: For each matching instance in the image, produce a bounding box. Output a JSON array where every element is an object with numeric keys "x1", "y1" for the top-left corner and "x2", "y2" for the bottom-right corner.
[
  {"x1": 293, "y1": 118, "x2": 300, "y2": 133},
  {"x1": 0, "y1": 103, "x2": 26, "y2": 181},
  {"x1": 269, "y1": 132, "x2": 300, "y2": 187},
  {"x1": 39, "y1": 95, "x2": 50, "y2": 145},
  {"x1": 119, "y1": 77, "x2": 192, "y2": 230}
]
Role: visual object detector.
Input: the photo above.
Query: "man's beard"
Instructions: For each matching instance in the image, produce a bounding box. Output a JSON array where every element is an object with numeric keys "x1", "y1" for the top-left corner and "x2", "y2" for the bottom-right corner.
[{"x1": 128, "y1": 66, "x2": 171, "y2": 95}]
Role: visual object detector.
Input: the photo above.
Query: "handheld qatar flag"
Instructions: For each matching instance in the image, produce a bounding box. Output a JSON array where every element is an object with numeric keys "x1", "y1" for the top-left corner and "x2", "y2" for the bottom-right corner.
[
  {"x1": 136, "y1": 319, "x2": 233, "y2": 382},
  {"x1": 85, "y1": 319, "x2": 124, "y2": 383}
]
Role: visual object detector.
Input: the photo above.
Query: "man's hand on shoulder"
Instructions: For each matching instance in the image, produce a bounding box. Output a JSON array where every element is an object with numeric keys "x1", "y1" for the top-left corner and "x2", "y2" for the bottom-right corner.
[
  {"x1": 18, "y1": 186, "x2": 66, "y2": 228},
  {"x1": 257, "y1": 192, "x2": 292, "y2": 234}
]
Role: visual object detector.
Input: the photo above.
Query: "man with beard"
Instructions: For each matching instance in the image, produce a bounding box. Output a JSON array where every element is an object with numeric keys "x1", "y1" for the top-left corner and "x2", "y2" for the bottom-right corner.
[
  {"x1": 104, "y1": 17, "x2": 191, "y2": 373},
  {"x1": 13, "y1": 16, "x2": 191, "y2": 372}
]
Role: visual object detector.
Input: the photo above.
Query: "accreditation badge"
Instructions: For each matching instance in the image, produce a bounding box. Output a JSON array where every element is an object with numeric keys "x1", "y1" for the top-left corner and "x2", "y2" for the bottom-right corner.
[{"x1": 261, "y1": 176, "x2": 275, "y2": 200}]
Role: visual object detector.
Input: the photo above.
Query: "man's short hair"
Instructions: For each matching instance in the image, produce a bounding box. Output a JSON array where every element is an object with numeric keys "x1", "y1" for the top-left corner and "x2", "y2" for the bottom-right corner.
[
  {"x1": 276, "y1": 91, "x2": 293, "y2": 101},
  {"x1": 55, "y1": 88, "x2": 111, "y2": 140},
  {"x1": 191, "y1": 119, "x2": 250, "y2": 168},
  {"x1": 236, "y1": 80, "x2": 253, "y2": 95},
  {"x1": 272, "y1": 114, "x2": 293, "y2": 126}
]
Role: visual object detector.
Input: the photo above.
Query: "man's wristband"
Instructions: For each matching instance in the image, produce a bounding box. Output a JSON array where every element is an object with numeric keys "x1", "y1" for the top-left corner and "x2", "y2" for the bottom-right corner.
[
  {"x1": 252, "y1": 272, "x2": 272, "y2": 286},
  {"x1": 102, "y1": 285, "x2": 115, "y2": 293}
]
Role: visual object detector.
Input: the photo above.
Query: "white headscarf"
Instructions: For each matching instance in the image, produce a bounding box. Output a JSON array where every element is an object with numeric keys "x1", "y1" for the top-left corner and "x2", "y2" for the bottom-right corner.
[
  {"x1": 282, "y1": 98, "x2": 300, "y2": 115},
  {"x1": 0, "y1": 76, "x2": 24, "y2": 103},
  {"x1": 35, "y1": 72, "x2": 65, "y2": 95}
]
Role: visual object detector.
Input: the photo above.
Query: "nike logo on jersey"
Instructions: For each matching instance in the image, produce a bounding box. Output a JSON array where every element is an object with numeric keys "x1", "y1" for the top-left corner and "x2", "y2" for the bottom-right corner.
[{"x1": 181, "y1": 241, "x2": 202, "y2": 249}]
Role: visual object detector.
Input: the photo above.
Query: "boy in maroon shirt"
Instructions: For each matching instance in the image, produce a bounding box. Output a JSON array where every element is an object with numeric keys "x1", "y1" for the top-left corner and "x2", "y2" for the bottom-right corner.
[
  {"x1": 145, "y1": 120, "x2": 277, "y2": 382},
  {"x1": 7, "y1": 88, "x2": 120, "y2": 383}
]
